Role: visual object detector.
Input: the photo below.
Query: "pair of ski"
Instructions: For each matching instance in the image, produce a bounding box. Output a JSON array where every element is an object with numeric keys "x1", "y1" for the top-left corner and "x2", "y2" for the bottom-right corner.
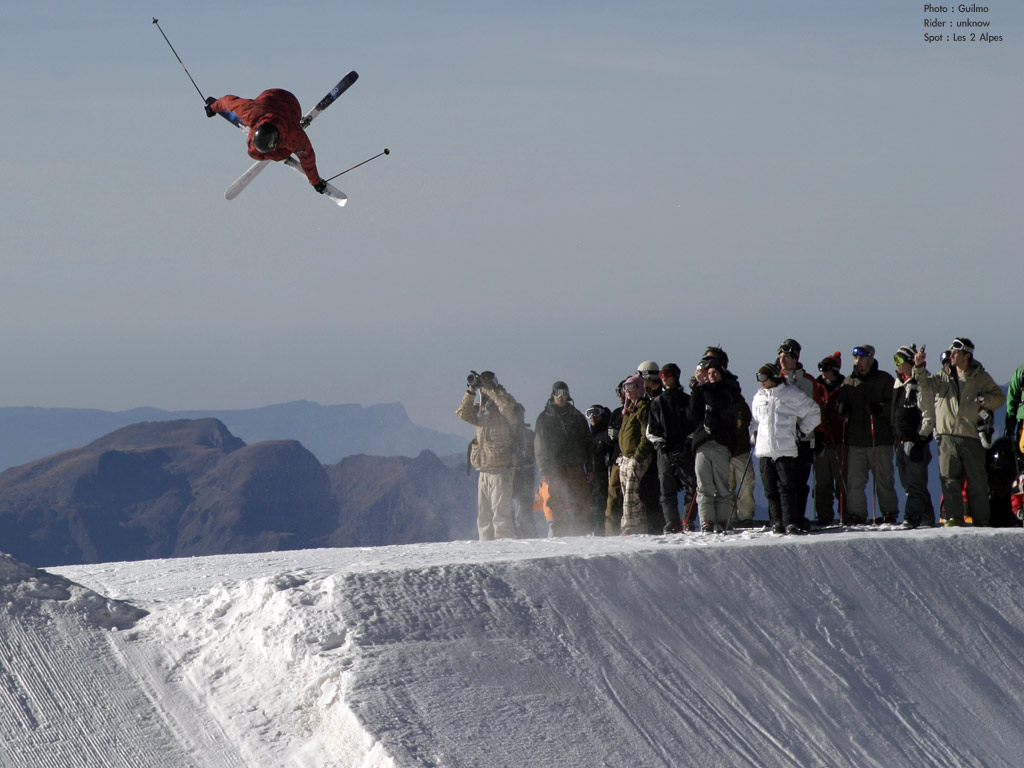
[{"x1": 219, "y1": 70, "x2": 359, "y2": 207}]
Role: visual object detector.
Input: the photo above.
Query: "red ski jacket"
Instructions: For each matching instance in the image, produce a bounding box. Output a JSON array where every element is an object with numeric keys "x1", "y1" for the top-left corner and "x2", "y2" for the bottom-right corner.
[{"x1": 209, "y1": 89, "x2": 320, "y2": 186}]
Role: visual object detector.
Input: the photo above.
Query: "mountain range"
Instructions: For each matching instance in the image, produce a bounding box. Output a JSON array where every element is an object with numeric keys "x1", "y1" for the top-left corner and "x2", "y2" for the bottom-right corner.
[
  {"x1": 0, "y1": 418, "x2": 479, "y2": 567},
  {"x1": 0, "y1": 401, "x2": 469, "y2": 471}
]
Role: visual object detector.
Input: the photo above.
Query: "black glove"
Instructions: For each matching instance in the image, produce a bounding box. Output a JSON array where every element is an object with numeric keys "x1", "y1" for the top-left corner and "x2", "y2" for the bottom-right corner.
[
  {"x1": 314, "y1": 179, "x2": 327, "y2": 194},
  {"x1": 908, "y1": 440, "x2": 924, "y2": 463},
  {"x1": 868, "y1": 402, "x2": 883, "y2": 418},
  {"x1": 204, "y1": 96, "x2": 216, "y2": 118}
]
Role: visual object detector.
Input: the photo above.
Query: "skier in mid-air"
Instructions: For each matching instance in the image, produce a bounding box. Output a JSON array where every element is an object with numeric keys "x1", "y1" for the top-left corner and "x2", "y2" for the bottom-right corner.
[{"x1": 205, "y1": 89, "x2": 327, "y2": 194}]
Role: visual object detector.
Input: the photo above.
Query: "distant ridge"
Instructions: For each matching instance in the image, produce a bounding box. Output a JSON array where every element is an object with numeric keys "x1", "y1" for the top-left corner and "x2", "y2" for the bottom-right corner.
[
  {"x1": 0, "y1": 418, "x2": 478, "y2": 567},
  {"x1": 0, "y1": 401, "x2": 467, "y2": 471}
]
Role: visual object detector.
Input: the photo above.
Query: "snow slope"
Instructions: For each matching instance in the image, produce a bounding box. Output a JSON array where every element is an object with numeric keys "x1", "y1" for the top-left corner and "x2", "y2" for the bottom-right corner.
[{"x1": 0, "y1": 529, "x2": 1018, "y2": 767}]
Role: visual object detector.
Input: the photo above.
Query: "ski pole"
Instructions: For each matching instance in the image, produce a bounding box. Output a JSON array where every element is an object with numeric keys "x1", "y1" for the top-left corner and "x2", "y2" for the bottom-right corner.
[
  {"x1": 324, "y1": 149, "x2": 390, "y2": 182},
  {"x1": 152, "y1": 18, "x2": 207, "y2": 103},
  {"x1": 682, "y1": 490, "x2": 698, "y2": 532},
  {"x1": 869, "y1": 413, "x2": 878, "y2": 525},
  {"x1": 837, "y1": 438, "x2": 850, "y2": 525}
]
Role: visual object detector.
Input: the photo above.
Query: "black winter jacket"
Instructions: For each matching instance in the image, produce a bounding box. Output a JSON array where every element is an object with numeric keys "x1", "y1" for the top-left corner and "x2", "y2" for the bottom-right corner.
[
  {"x1": 688, "y1": 378, "x2": 743, "y2": 451},
  {"x1": 648, "y1": 387, "x2": 693, "y2": 456},
  {"x1": 534, "y1": 401, "x2": 593, "y2": 474},
  {"x1": 837, "y1": 360, "x2": 896, "y2": 447}
]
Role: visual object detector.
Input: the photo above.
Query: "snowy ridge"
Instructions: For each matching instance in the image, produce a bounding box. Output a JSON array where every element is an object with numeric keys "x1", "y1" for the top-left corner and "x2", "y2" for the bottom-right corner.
[{"x1": 11, "y1": 530, "x2": 1023, "y2": 767}]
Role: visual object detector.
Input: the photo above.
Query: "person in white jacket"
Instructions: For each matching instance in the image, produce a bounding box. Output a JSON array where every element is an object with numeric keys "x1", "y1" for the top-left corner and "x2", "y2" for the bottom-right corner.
[{"x1": 750, "y1": 363, "x2": 822, "y2": 534}]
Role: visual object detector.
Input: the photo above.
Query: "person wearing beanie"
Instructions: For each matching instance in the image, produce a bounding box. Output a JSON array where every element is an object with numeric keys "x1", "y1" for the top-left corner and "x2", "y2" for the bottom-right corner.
[
  {"x1": 617, "y1": 375, "x2": 654, "y2": 535},
  {"x1": 534, "y1": 381, "x2": 593, "y2": 537},
  {"x1": 689, "y1": 354, "x2": 745, "y2": 533},
  {"x1": 776, "y1": 339, "x2": 825, "y2": 529},
  {"x1": 751, "y1": 361, "x2": 821, "y2": 534},
  {"x1": 457, "y1": 370, "x2": 523, "y2": 540},
  {"x1": 892, "y1": 345, "x2": 935, "y2": 529},
  {"x1": 646, "y1": 363, "x2": 694, "y2": 534},
  {"x1": 836, "y1": 345, "x2": 899, "y2": 525},
  {"x1": 813, "y1": 352, "x2": 846, "y2": 526},
  {"x1": 913, "y1": 338, "x2": 1005, "y2": 526},
  {"x1": 702, "y1": 348, "x2": 756, "y2": 529}
]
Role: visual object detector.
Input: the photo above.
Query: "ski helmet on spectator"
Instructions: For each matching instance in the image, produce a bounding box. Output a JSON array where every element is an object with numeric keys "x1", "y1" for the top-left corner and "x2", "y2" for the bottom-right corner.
[{"x1": 637, "y1": 361, "x2": 660, "y2": 381}]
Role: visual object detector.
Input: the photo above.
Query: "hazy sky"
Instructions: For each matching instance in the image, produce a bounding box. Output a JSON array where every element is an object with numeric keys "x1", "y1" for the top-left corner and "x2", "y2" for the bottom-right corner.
[{"x1": 1, "y1": 1, "x2": 1020, "y2": 437}]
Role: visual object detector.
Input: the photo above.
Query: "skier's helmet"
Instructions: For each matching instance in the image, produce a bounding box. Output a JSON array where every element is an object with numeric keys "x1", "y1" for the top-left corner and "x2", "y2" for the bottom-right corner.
[
  {"x1": 636, "y1": 361, "x2": 660, "y2": 381},
  {"x1": 253, "y1": 123, "x2": 281, "y2": 154}
]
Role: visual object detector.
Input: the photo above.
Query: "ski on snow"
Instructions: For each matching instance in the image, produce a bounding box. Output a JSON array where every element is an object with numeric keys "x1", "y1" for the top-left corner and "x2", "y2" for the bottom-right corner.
[{"x1": 221, "y1": 70, "x2": 359, "y2": 206}]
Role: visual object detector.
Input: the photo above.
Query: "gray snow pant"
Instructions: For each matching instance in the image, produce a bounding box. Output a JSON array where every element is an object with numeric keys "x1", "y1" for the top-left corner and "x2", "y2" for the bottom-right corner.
[
  {"x1": 695, "y1": 442, "x2": 732, "y2": 528},
  {"x1": 843, "y1": 444, "x2": 899, "y2": 523}
]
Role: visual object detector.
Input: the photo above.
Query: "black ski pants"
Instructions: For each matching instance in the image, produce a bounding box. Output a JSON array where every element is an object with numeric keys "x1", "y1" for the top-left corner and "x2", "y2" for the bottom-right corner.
[{"x1": 760, "y1": 455, "x2": 803, "y2": 529}]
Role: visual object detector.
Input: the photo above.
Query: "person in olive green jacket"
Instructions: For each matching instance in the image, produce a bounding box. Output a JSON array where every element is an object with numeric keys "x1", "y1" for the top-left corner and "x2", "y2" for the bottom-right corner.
[
  {"x1": 617, "y1": 375, "x2": 654, "y2": 535},
  {"x1": 913, "y1": 338, "x2": 1005, "y2": 526}
]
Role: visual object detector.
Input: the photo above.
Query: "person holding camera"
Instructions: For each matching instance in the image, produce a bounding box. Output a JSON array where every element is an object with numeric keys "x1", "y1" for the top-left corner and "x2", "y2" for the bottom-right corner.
[
  {"x1": 914, "y1": 338, "x2": 1005, "y2": 527},
  {"x1": 457, "y1": 371, "x2": 522, "y2": 540}
]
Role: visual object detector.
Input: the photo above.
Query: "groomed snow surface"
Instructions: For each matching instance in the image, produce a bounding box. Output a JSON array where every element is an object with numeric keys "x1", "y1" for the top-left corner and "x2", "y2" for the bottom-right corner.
[{"x1": 0, "y1": 528, "x2": 1020, "y2": 767}]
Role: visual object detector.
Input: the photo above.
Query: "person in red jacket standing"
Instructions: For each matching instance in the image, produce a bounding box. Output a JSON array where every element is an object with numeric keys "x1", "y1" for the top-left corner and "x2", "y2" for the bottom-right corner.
[{"x1": 205, "y1": 89, "x2": 327, "y2": 193}]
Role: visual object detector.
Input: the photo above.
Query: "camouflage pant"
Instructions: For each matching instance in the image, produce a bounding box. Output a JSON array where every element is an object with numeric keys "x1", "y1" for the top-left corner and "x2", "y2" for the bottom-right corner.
[{"x1": 619, "y1": 455, "x2": 652, "y2": 534}]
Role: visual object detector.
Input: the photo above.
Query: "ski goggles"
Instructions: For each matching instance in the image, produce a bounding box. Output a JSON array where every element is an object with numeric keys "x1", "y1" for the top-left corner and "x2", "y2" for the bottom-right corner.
[
  {"x1": 552, "y1": 389, "x2": 569, "y2": 398},
  {"x1": 756, "y1": 372, "x2": 773, "y2": 382},
  {"x1": 698, "y1": 357, "x2": 724, "y2": 371},
  {"x1": 852, "y1": 346, "x2": 874, "y2": 358},
  {"x1": 659, "y1": 369, "x2": 680, "y2": 379},
  {"x1": 893, "y1": 353, "x2": 910, "y2": 365},
  {"x1": 950, "y1": 339, "x2": 974, "y2": 353},
  {"x1": 818, "y1": 361, "x2": 838, "y2": 372},
  {"x1": 777, "y1": 343, "x2": 800, "y2": 357},
  {"x1": 585, "y1": 407, "x2": 603, "y2": 419}
]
